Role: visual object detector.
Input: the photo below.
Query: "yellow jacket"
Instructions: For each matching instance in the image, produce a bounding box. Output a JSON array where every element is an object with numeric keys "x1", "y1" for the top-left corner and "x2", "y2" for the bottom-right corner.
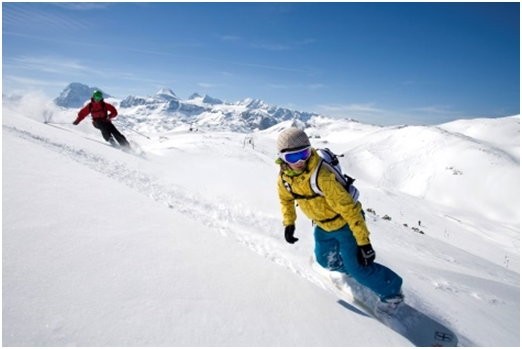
[{"x1": 277, "y1": 149, "x2": 370, "y2": 246}]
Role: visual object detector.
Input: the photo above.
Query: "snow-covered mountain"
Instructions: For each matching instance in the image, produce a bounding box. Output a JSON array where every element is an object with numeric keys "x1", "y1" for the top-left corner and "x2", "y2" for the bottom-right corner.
[
  {"x1": 3, "y1": 92, "x2": 519, "y2": 346},
  {"x1": 54, "y1": 82, "x2": 111, "y2": 108},
  {"x1": 54, "y1": 83, "x2": 318, "y2": 132},
  {"x1": 154, "y1": 87, "x2": 178, "y2": 101}
]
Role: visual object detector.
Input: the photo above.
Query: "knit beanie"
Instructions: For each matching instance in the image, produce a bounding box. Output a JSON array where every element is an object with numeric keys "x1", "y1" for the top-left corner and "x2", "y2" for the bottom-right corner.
[{"x1": 277, "y1": 127, "x2": 311, "y2": 152}]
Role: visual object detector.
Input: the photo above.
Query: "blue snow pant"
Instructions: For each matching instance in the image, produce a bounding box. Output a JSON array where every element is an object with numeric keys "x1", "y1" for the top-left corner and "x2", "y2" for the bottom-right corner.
[{"x1": 314, "y1": 224, "x2": 403, "y2": 301}]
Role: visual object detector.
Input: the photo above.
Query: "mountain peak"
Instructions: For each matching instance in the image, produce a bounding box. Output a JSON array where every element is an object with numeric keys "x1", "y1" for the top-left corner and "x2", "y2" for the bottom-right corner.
[
  {"x1": 155, "y1": 88, "x2": 178, "y2": 100},
  {"x1": 54, "y1": 82, "x2": 109, "y2": 108},
  {"x1": 241, "y1": 98, "x2": 267, "y2": 109},
  {"x1": 202, "y1": 94, "x2": 223, "y2": 105},
  {"x1": 54, "y1": 83, "x2": 320, "y2": 131}
]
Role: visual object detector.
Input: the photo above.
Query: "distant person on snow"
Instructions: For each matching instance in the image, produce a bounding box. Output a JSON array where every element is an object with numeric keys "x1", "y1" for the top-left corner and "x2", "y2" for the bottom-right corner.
[
  {"x1": 73, "y1": 90, "x2": 130, "y2": 148},
  {"x1": 275, "y1": 127, "x2": 404, "y2": 313}
]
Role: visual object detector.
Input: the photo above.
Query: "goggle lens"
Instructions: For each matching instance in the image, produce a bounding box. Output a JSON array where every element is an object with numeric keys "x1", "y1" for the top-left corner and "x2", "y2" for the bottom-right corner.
[{"x1": 282, "y1": 147, "x2": 311, "y2": 164}]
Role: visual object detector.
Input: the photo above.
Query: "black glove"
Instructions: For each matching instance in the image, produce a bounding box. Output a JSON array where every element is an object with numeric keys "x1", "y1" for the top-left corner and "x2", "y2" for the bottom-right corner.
[
  {"x1": 357, "y1": 244, "x2": 375, "y2": 266},
  {"x1": 284, "y1": 225, "x2": 299, "y2": 244},
  {"x1": 72, "y1": 120, "x2": 79, "y2": 125}
]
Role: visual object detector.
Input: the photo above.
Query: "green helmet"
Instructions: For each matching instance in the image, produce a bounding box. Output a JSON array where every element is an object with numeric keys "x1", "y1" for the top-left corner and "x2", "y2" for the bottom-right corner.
[{"x1": 92, "y1": 90, "x2": 103, "y2": 102}]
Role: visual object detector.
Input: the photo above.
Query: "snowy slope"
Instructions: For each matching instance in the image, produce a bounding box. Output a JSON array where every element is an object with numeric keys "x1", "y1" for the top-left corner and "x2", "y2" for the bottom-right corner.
[
  {"x1": 299, "y1": 116, "x2": 520, "y2": 269},
  {"x1": 2, "y1": 95, "x2": 520, "y2": 346}
]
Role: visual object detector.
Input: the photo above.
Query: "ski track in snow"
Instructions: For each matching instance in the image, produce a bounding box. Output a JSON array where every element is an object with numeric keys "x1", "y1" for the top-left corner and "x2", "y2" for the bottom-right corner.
[
  {"x1": 7, "y1": 125, "x2": 459, "y2": 341},
  {"x1": 3, "y1": 125, "x2": 494, "y2": 329},
  {"x1": 4, "y1": 125, "x2": 325, "y2": 290}
]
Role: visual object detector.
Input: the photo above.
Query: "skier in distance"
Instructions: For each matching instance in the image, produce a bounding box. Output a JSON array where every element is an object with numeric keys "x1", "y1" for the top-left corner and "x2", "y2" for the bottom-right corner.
[{"x1": 73, "y1": 90, "x2": 130, "y2": 148}]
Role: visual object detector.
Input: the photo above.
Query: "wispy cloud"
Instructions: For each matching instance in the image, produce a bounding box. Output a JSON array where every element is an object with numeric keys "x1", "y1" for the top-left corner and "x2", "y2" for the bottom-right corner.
[
  {"x1": 250, "y1": 38, "x2": 317, "y2": 51},
  {"x1": 250, "y1": 42, "x2": 294, "y2": 51},
  {"x1": 313, "y1": 102, "x2": 401, "y2": 125},
  {"x1": 268, "y1": 83, "x2": 325, "y2": 90},
  {"x1": 306, "y1": 83, "x2": 325, "y2": 90},
  {"x1": 4, "y1": 30, "x2": 312, "y2": 76},
  {"x1": 5, "y1": 75, "x2": 69, "y2": 87},
  {"x1": 4, "y1": 31, "x2": 203, "y2": 57},
  {"x1": 217, "y1": 33, "x2": 314, "y2": 52},
  {"x1": 313, "y1": 102, "x2": 465, "y2": 126},
  {"x1": 318, "y1": 103, "x2": 385, "y2": 114},
  {"x1": 219, "y1": 71, "x2": 236, "y2": 78},
  {"x1": 51, "y1": 3, "x2": 111, "y2": 11},
  {"x1": 4, "y1": 54, "x2": 172, "y2": 91},
  {"x1": 3, "y1": 3, "x2": 90, "y2": 31},
  {"x1": 234, "y1": 61, "x2": 311, "y2": 74},
  {"x1": 197, "y1": 82, "x2": 224, "y2": 89},
  {"x1": 216, "y1": 30, "x2": 317, "y2": 52},
  {"x1": 410, "y1": 105, "x2": 458, "y2": 115},
  {"x1": 6, "y1": 56, "x2": 91, "y2": 75}
]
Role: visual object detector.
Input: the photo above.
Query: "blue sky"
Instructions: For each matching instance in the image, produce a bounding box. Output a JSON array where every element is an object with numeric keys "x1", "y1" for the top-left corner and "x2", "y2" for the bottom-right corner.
[{"x1": 3, "y1": 2, "x2": 520, "y2": 125}]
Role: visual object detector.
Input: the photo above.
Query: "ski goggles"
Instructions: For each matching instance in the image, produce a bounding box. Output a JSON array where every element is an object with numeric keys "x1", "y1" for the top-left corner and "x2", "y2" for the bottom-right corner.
[{"x1": 280, "y1": 146, "x2": 312, "y2": 164}]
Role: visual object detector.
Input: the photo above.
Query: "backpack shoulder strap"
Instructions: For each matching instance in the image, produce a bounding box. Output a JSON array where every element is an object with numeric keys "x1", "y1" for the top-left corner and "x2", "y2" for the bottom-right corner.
[
  {"x1": 310, "y1": 159, "x2": 324, "y2": 196},
  {"x1": 310, "y1": 159, "x2": 347, "y2": 196},
  {"x1": 311, "y1": 156, "x2": 359, "y2": 201},
  {"x1": 280, "y1": 171, "x2": 319, "y2": 200}
]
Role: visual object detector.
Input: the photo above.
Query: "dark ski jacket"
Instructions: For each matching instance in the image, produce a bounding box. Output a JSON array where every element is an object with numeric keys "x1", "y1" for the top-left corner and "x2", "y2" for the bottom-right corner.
[{"x1": 75, "y1": 99, "x2": 118, "y2": 124}]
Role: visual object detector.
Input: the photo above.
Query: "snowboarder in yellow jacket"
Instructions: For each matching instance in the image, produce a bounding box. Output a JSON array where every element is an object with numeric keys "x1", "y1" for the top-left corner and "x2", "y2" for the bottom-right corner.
[{"x1": 276, "y1": 127, "x2": 403, "y2": 309}]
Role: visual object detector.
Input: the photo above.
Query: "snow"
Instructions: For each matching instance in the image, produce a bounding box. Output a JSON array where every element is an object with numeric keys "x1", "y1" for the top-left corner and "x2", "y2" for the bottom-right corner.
[{"x1": 2, "y1": 94, "x2": 520, "y2": 346}]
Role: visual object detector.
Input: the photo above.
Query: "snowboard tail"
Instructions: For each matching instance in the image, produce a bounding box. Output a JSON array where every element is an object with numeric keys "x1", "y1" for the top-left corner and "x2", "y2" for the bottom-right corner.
[
  {"x1": 311, "y1": 259, "x2": 458, "y2": 346},
  {"x1": 372, "y1": 301, "x2": 458, "y2": 346}
]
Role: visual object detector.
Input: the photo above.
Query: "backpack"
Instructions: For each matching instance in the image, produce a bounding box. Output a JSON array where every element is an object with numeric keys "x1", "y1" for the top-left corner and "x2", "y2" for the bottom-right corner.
[{"x1": 281, "y1": 148, "x2": 360, "y2": 202}]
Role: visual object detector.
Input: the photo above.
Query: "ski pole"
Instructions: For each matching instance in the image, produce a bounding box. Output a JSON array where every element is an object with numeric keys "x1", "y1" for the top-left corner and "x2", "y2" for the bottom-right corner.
[
  {"x1": 114, "y1": 120, "x2": 152, "y2": 140},
  {"x1": 127, "y1": 127, "x2": 152, "y2": 140},
  {"x1": 44, "y1": 121, "x2": 73, "y2": 125}
]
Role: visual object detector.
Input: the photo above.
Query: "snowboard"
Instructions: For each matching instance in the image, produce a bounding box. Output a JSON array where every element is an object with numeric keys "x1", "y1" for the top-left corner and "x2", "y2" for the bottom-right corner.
[{"x1": 311, "y1": 259, "x2": 458, "y2": 347}]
